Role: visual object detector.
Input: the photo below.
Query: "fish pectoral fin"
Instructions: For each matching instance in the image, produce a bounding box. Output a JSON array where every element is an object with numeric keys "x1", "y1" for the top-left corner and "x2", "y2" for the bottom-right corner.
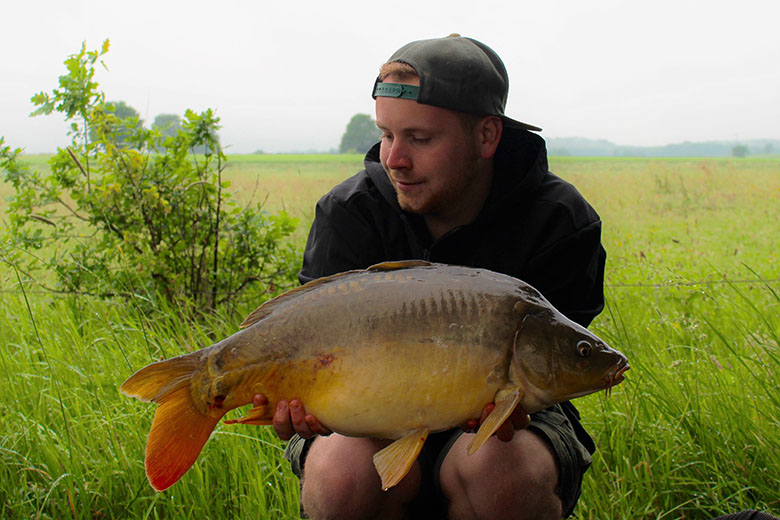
[
  {"x1": 467, "y1": 387, "x2": 523, "y2": 456},
  {"x1": 224, "y1": 402, "x2": 273, "y2": 426},
  {"x1": 372, "y1": 429, "x2": 429, "y2": 491}
]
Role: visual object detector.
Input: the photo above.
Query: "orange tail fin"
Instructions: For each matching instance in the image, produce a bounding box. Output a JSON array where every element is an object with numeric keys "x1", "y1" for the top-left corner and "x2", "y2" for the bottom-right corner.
[
  {"x1": 144, "y1": 385, "x2": 225, "y2": 491},
  {"x1": 121, "y1": 354, "x2": 223, "y2": 491}
]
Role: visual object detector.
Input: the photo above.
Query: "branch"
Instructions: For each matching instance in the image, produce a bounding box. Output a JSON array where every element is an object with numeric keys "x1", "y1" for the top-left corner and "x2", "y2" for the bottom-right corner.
[
  {"x1": 66, "y1": 147, "x2": 90, "y2": 191},
  {"x1": 29, "y1": 214, "x2": 57, "y2": 227}
]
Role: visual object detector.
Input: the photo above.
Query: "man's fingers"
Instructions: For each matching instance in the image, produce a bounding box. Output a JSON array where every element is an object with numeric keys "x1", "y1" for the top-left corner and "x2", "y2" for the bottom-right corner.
[
  {"x1": 461, "y1": 419, "x2": 479, "y2": 433},
  {"x1": 289, "y1": 399, "x2": 316, "y2": 439},
  {"x1": 269, "y1": 398, "x2": 326, "y2": 440},
  {"x1": 510, "y1": 409, "x2": 531, "y2": 430},
  {"x1": 305, "y1": 414, "x2": 333, "y2": 436},
  {"x1": 253, "y1": 393, "x2": 268, "y2": 408},
  {"x1": 480, "y1": 403, "x2": 494, "y2": 424},
  {"x1": 495, "y1": 419, "x2": 515, "y2": 442},
  {"x1": 474, "y1": 402, "x2": 529, "y2": 442},
  {"x1": 272, "y1": 399, "x2": 294, "y2": 440}
]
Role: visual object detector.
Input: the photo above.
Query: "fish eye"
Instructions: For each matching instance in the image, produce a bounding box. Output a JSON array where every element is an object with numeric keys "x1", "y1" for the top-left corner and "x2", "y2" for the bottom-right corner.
[{"x1": 577, "y1": 340, "x2": 592, "y2": 358}]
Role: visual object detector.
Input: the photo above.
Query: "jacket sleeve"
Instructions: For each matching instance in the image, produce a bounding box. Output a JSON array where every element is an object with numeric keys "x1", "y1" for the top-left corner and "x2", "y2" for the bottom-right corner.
[
  {"x1": 298, "y1": 192, "x2": 386, "y2": 285},
  {"x1": 524, "y1": 219, "x2": 606, "y2": 328}
]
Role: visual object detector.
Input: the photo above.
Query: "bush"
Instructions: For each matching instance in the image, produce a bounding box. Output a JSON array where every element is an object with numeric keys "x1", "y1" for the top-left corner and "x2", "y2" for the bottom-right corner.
[{"x1": 0, "y1": 40, "x2": 299, "y2": 317}]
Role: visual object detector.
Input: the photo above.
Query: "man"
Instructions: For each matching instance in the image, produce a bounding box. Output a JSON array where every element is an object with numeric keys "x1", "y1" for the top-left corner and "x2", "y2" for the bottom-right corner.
[{"x1": 255, "y1": 34, "x2": 606, "y2": 519}]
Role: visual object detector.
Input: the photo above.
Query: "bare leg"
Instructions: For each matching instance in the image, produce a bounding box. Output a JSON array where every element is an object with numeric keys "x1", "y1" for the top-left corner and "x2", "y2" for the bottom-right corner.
[
  {"x1": 300, "y1": 434, "x2": 422, "y2": 520},
  {"x1": 439, "y1": 430, "x2": 562, "y2": 520}
]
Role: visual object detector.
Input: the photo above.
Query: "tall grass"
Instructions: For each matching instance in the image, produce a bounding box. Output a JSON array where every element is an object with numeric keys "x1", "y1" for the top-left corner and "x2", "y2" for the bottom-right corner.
[
  {"x1": 575, "y1": 278, "x2": 780, "y2": 518},
  {"x1": 2, "y1": 154, "x2": 779, "y2": 518},
  {"x1": 0, "y1": 281, "x2": 301, "y2": 519}
]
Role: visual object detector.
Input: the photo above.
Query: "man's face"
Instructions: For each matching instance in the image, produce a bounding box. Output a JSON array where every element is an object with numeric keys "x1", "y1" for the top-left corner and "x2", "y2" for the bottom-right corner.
[{"x1": 375, "y1": 79, "x2": 488, "y2": 223}]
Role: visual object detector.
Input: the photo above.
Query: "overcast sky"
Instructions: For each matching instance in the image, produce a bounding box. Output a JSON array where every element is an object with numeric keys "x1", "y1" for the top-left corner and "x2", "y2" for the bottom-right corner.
[{"x1": 2, "y1": 0, "x2": 778, "y2": 153}]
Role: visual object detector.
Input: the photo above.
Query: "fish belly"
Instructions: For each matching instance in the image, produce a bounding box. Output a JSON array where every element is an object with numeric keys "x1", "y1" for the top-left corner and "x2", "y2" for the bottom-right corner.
[{"x1": 292, "y1": 341, "x2": 507, "y2": 439}]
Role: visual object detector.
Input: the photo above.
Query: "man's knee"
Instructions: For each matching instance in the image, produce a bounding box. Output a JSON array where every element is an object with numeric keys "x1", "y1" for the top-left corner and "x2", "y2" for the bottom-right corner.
[
  {"x1": 440, "y1": 430, "x2": 562, "y2": 520},
  {"x1": 300, "y1": 435, "x2": 421, "y2": 520}
]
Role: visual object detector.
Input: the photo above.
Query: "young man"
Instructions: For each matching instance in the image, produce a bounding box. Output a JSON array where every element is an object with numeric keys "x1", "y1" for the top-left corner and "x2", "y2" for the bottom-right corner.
[{"x1": 256, "y1": 34, "x2": 606, "y2": 519}]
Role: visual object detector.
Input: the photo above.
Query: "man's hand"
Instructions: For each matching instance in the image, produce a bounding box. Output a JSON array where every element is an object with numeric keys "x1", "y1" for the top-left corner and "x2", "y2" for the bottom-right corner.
[
  {"x1": 253, "y1": 394, "x2": 332, "y2": 441},
  {"x1": 462, "y1": 402, "x2": 530, "y2": 442}
]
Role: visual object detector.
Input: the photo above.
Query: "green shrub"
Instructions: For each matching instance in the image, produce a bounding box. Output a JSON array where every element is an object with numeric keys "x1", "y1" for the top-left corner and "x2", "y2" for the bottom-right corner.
[{"x1": 0, "y1": 40, "x2": 299, "y2": 316}]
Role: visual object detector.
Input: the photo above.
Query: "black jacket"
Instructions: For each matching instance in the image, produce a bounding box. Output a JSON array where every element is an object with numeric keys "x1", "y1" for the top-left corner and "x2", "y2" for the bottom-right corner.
[
  {"x1": 300, "y1": 128, "x2": 606, "y2": 329},
  {"x1": 299, "y1": 128, "x2": 604, "y2": 454}
]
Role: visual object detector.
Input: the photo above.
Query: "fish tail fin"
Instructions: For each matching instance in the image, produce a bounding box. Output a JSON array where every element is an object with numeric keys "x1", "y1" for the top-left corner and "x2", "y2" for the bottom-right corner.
[
  {"x1": 121, "y1": 355, "x2": 222, "y2": 491},
  {"x1": 120, "y1": 354, "x2": 202, "y2": 403},
  {"x1": 145, "y1": 385, "x2": 225, "y2": 491}
]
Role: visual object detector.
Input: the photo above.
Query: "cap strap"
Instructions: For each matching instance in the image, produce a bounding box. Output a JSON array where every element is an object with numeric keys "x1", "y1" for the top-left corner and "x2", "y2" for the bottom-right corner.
[{"x1": 373, "y1": 82, "x2": 419, "y2": 100}]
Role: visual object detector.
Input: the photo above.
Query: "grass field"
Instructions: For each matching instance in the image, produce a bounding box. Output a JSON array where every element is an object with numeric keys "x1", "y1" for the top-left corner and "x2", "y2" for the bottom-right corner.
[{"x1": 1, "y1": 153, "x2": 779, "y2": 519}]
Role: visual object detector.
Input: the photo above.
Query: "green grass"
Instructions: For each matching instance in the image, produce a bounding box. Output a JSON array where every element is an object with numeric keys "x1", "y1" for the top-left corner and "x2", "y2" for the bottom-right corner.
[{"x1": 1, "y1": 154, "x2": 779, "y2": 518}]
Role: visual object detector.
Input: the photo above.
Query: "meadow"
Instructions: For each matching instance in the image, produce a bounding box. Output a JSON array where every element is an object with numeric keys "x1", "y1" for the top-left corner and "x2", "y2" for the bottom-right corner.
[{"x1": 1, "y1": 153, "x2": 779, "y2": 519}]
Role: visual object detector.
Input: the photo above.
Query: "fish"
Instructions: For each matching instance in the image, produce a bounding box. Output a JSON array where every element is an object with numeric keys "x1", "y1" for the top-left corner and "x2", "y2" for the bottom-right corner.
[{"x1": 120, "y1": 260, "x2": 629, "y2": 492}]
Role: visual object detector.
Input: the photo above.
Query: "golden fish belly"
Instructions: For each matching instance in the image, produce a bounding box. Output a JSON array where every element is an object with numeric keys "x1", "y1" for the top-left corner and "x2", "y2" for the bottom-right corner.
[{"x1": 286, "y1": 340, "x2": 509, "y2": 439}]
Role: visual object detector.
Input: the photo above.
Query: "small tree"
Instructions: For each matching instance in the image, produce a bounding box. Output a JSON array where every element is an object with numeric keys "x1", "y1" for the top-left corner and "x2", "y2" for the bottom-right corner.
[
  {"x1": 1, "y1": 40, "x2": 299, "y2": 316},
  {"x1": 339, "y1": 113, "x2": 381, "y2": 154},
  {"x1": 732, "y1": 144, "x2": 749, "y2": 158}
]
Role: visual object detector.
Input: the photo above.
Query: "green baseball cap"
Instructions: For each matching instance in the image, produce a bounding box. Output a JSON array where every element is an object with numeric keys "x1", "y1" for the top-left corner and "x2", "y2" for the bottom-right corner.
[{"x1": 372, "y1": 34, "x2": 542, "y2": 132}]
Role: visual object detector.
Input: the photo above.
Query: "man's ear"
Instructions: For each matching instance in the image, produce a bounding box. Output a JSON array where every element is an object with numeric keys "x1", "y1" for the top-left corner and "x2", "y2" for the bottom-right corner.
[{"x1": 478, "y1": 116, "x2": 503, "y2": 159}]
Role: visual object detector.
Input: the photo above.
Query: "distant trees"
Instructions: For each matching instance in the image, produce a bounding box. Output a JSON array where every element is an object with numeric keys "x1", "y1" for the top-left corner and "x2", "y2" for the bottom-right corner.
[
  {"x1": 732, "y1": 145, "x2": 749, "y2": 158},
  {"x1": 339, "y1": 113, "x2": 381, "y2": 154},
  {"x1": 153, "y1": 113, "x2": 183, "y2": 139},
  {"x1": 87, "y1": 100, "x2": 142, "y2": 148}
]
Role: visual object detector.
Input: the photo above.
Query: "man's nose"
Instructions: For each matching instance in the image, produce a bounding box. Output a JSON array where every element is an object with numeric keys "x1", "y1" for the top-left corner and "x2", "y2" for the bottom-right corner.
[{"x1": 384, "y1": 139, "x2": 412, "y2": 170}]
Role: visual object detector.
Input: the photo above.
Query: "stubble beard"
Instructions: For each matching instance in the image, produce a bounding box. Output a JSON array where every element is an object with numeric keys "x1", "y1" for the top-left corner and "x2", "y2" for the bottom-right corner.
[{"x1": 391, "y1": 150, "x2": 484, "y2": 219}]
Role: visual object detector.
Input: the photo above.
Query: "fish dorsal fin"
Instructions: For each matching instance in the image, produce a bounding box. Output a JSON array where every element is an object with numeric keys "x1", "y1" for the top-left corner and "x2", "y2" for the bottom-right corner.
[
  {"x1": 372, "y1": 428, "x2": 429, "y2": 490},
  {"x1": 240, "y1": 261, "x2": 435, "y2": 329},
  {"x1": 239, "y1": 269, "x2": 364, "y2": 329},
  {"x1": 367, "y1": 260, "x2": 434, "y2": 271},
  {"x1": 466, "y1": 387, "x2": 523, "y2": 456}
]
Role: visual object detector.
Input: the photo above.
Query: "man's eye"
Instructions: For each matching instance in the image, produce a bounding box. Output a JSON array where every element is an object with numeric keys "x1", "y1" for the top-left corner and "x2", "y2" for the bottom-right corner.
[
  {"x1": 411, "y1": 136, "x2": 430, "y2": 144},
  {"x1": 381, "y1": 133, "x2": 393, "y2": 141}
]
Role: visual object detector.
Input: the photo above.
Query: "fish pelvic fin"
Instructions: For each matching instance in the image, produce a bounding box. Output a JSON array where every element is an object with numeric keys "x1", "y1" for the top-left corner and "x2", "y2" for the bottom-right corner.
[
  {"x1": 467, "y1": 387, "x2": 523, "y2": 456},
  {"x1": 144, "y1": 384, "x2": 225, "y2": 491},
  {"x1": 224, "y1": 401, "x2": 273, "y2": 426},
  {"x1": 373, "y1": 428, "x2": 429, "y2": 491}
]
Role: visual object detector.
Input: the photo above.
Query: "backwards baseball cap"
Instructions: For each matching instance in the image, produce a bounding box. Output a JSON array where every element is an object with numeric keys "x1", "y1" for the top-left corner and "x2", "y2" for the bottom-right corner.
[{"x1": 372, "y1": 34, "x2": 541, "y2": 132}]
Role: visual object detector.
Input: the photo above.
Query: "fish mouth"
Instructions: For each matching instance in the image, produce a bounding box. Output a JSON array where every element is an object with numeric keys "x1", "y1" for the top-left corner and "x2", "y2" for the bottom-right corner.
[{"x1": 603, "y1": 359, "x2": 630, "y2": 397}]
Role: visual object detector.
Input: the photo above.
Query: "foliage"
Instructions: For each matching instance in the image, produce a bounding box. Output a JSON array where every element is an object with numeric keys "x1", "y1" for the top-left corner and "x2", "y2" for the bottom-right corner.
[
  {"x1": 339, "y1": 113, "x2": 381, "y2": 154},
  {"x1": 732, "y1": 144, "x2": 750, "y2": 157},
  {"x1": 87, "y1": 100, "x2": 143, "y2": 148},
  {"x1": 0, "y1": 40, "x2": 300, "y2": 315}
]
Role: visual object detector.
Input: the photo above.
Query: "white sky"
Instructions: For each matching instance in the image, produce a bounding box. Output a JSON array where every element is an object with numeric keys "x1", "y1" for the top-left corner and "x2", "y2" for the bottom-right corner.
[{"x1": 1, "y1": 0, "x2": 778, "y2": 153}]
